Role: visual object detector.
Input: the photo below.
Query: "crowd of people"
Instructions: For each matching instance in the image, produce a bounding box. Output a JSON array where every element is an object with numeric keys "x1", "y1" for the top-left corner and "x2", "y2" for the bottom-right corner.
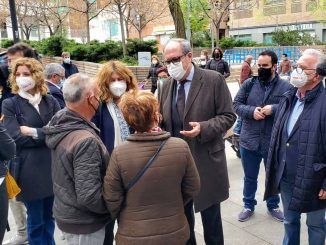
[{"x1": 0, "y1": 39, "x2": 325, "y2": 245}]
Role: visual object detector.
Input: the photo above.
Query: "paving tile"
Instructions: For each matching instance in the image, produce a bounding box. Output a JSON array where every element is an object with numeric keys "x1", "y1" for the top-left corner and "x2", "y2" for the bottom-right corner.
[{"x1": 3, "y1": 82, "x2": 311, "y2": 245}]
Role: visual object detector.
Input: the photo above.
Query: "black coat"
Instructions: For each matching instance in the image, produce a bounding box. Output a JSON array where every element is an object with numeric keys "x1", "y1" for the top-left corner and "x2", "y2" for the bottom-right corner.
[
  {"x1": 264, "y1": 83, "x2": 326, "y2": 212},
  {"x1": 1, "y1": 94, "x2": 60, "y2": 201},
  {"x1": 0, "y1": 126, "x2": 16, "y2": 178},
  {"x1": 147, "y1": 63, "x2": 163, "y2": 87},
  {"x1": 46, "y1": 81, "x2": 65, "y2": 109},
  {"x1": 0, "y1": 65, "x2": 13, "y2": 115},
  {"x1": 61, "y1": 62, "x2": 79, "y2": 79}
]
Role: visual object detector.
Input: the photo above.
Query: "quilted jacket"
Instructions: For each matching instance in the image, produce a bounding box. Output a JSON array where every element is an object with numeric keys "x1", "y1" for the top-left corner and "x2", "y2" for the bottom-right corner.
[
  {"x1": 44, "y1": 108, "x2": 111, "y2": 234},
  {"x1": 264, "y1": 83, "x2": 326, "y2": 212},
  {"x1": 233, "y1": 75, "x2": 293, "y2": 154},
  {"x1": 103, "y1": 131, "x2": 200, "y2": 245}
]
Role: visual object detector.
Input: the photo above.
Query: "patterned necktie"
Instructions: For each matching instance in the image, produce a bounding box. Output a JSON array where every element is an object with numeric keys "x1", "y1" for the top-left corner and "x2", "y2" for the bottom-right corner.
[{"x1": 177, "y1": 81, "x2": 186, "y2": 120}]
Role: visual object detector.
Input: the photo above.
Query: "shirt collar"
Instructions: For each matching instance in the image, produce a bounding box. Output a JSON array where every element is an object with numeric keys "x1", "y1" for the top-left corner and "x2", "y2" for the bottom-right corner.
[
  {"x1": 47, "y1": 80, "x2": 61, "y2": 89},
  {"x1": 295, "y1": 82, "x2": 323, "y2": 102}
]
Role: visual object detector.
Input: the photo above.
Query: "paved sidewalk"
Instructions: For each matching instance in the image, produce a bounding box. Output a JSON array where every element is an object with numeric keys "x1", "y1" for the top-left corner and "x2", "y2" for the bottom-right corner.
[{"x1": 4, "y1": 82, "x2": 309, "y2": 244}]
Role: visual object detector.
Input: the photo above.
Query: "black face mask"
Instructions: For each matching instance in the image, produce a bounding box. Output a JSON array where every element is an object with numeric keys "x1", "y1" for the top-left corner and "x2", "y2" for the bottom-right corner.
[
  {"x1": 88, "y1": 96, "x2": 100, "y2": 114},
  {"x1": 258, "y1": 67, "x2": 273, "y2": 82},
  {"x1": 213, "y1": 53, "x2": 220, "y2": 59}
]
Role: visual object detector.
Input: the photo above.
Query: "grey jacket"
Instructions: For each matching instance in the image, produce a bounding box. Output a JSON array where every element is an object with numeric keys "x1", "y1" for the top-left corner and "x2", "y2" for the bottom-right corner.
[{"x1": 44, "y1": 108, "x2": 110, "y2": 234}]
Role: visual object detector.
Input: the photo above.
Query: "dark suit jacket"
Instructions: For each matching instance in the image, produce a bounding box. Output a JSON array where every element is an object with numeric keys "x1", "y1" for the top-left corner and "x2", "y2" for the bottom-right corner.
[
  {"x1": 1, "y1": 94, "x2": 60, "y2": 201},
  {"x1": 62, "y1": 62, "x2": 79, "y2": 78},
  {"x1": 0, "y1": 64, "x2": 13, "y2": 115},
  {"x1": 160, "y1": 65, "x2": 236, "y2": 212},
  {"x1": 46, "y1": 81, "x2": 65, "y2": 109}
]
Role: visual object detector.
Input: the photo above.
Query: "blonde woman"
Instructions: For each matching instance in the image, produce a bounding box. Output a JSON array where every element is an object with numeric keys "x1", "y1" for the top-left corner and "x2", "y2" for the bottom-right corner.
[
  {"x1": 92, "y1": 60, "x2": 138, "y2": 244},
  {"x1": 1, "y1": 58, "x2": 60, "y2": 244}
]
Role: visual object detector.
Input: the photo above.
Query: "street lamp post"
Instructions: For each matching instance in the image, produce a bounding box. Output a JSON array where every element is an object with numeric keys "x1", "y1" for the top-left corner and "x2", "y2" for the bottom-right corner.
[{"x1": 8, "y1": 0, "x2": 20, "y2": 43}]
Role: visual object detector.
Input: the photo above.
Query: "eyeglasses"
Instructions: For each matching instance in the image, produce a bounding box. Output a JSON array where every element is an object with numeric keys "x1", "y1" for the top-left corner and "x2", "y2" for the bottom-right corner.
[
  {"x1": 55, "y1": 74, "x2": 65, "y2": 79},
  {"x1": 164, "y1": 54, "x2": 186, "y2": 65},
  {"x1": 294, "y1": 66, "x2": 316, "y2": 74}
]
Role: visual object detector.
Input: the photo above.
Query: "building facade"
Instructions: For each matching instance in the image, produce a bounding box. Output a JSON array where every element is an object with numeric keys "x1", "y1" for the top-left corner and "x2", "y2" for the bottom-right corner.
[{"x1": 229, "y1": 0, "x2": 326, "y2": 43}]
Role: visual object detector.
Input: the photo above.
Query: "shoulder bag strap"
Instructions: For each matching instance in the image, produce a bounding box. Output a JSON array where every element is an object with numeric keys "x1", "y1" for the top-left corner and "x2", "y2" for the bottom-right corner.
[
  {"x1": 10, "y1": 96, "x2": 24, "y2": 125},
  {"x1": 125, "y1": 139, "x2": 167, "y2": 192}
]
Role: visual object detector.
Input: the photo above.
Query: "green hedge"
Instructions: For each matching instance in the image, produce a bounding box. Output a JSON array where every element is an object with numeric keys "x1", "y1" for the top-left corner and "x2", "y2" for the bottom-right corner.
[
  {"x1": 0, "y1": 36, "x2": 158, "y2": 66},
  {"x1": 219, "y1": 37, "x2": 261, "y2": 49}
]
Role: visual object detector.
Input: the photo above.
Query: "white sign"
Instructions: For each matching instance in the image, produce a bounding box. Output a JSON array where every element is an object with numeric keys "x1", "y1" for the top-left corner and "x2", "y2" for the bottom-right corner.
[{"x1": 138, "y1": 52, "x2": 151, "y2": 67}]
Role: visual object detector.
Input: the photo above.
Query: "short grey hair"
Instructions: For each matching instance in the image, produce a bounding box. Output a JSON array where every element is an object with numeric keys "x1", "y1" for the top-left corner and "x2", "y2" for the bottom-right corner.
[
  {"x1": 302, "y1": 49, "x2": 326, "y2": 67},
  {"x1": 63, "y1": 73, "x2": 93, "y2": 103},
  {"x1": 44, "y1": 63, "x2": 65, "y2": 79},
  {"x1": 164, "y1": 38, "x2": 191, "y2": 55}
]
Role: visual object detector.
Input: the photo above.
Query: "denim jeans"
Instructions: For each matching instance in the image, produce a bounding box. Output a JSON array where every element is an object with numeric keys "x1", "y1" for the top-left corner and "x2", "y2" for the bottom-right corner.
[
  {"x1": 240, "y1": 147, "x2": 280, "y2": 211},
  {"x1": 63, "y1": 226, "x2": 105, "y2": 245},
  {"x1": 24, "y1": 196, "x2": 55, "y2": 245},
  {"x1": 280, "y1": 180, "x2": 326, "y2": 245}
]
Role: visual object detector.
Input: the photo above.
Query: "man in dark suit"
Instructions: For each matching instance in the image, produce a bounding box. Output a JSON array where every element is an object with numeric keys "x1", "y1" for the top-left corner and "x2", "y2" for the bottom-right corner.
[
  {"x1": 61, "y1": 52, "x2": 79, "y2": 78},
  {"x1": 160, "y1": 38, "x2": 236, "y2": 245},
  {"x1": 0, "y1": 43, "x2": 36, "y2": 116},
  {"x1": 45, "y1": 63, "x2": 66, "y2": 109}
]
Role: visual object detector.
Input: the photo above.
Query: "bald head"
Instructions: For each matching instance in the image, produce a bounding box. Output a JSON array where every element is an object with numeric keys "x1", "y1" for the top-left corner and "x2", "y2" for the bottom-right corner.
[{"x1": 245, "y1": 55, "x2": 253, "y2": 63}]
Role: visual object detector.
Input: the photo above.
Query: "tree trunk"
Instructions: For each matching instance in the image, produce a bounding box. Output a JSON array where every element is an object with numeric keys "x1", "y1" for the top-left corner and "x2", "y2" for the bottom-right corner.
[
  {"x1": 86, "y1": 12, "x2": 91, "y2": 42},
  {"x1": 118, "y1": 3, "x2": 127, "y2": 57},
  {"x1": 125, "y1": 16, "x2": 129, "y2": 39},
  {"x1": 138, "y1": 28, "x2": 142, "y2": 39},
  {"x1": 168, "y1": 0, "x2": 186, "y2": 38},
  {"x1": 215, "y1": 25, "x2": 220, "y2": 47},
  {"x1": 18, "y1": 17, "x2": 24, "y2": 40}
]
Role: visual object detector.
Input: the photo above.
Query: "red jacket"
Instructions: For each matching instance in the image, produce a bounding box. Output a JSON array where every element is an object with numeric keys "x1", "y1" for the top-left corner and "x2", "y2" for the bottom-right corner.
[{"x1": 240, "y1": 61, "x2": 252, "y2": 84}]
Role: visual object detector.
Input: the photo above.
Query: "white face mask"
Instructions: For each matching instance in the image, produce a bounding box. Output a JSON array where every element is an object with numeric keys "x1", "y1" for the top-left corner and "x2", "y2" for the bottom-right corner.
[
  {"x1": 200, "y1": 55, "x2": 206, "y2": 60},
  {"x1": 63, "y1": 58, "x2": 70, "y2": 64},
  {"x1": 290, "y1": 69, "x2": 308, "y2": 88},
  {"x1": 109, "y1": 81, "x2": 127, "y2": 97},
  {"x1": 16, "y1": 76, "x2": 36, "y2": 92},
  {"x1": 167, "y1": 62, "x2": 187, "y2": 81},
  {"x1": 152, "y1": 60, "x2": 158, "y2": 65}
]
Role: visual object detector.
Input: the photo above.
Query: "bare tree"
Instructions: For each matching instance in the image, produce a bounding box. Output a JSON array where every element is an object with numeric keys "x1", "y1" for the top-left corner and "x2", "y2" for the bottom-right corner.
[
  {"x1": 64, "y1": 0, "x2": 111, "y2": 43},
  {"x1": 198, "y1": 0, "x2": 257, "y2": 46},
  {"x1": 16, "y1": 0, "x2": 38, "y2": 40},
  {"x1": 31, "y1": 0, "x2": 70, "y2": 36},
  {"x1": 110, "y1": 0, "x2": 132, "y2": 57},
  {"x1": 168, "y1": 0, "x2": 186, "y2": 38},
  {"x1": 126, "y1": 0, "x2": 168, "y2": 39}
]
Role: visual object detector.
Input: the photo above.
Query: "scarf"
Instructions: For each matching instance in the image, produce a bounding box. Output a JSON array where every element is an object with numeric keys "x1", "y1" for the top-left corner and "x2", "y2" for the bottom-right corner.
[
  {"x1": 18, "y1": 90, "x2": 42, "y2": 113},
  {"x1": 106, "y1": 101, "x2": 130, "y2": 147}
]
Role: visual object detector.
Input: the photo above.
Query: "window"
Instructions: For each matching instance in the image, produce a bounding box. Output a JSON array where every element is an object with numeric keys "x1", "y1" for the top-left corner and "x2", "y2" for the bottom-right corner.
[
  {"x1": 103, "y1": 20, "x2": 119, "y2": 39},
  {"x1": 234, "y1": 34, "x2": 252, "y2": 41},
  {"x1": 263, "y1": 33, "x2": 273, "y2": 44},
  {"x1": 323, "y1": 29, "x2": 326, "y2": 42},
  {"x1": 234, "y1": 9, "x2": 253, "y2": 19},
  {"x1": 265, "y1": 0, "x2": 285, "y2": 5},
  {"x1": 291, "y1": 1, "x2": 302, "y2": 13},
  {"x1": 306, "y1": 0, "x2": 317, "y2": 11}
]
